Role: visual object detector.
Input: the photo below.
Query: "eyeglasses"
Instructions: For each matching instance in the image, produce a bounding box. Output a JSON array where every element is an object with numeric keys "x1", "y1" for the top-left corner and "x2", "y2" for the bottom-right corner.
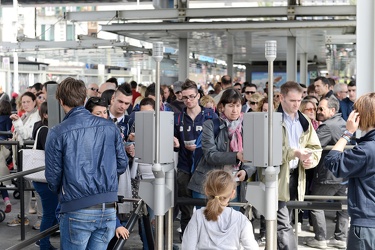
[
  {"x1": 245, "y1": 91, "x2": 256, "y2": 95},
  {"x1": 304, "y1": 108, "x2": 316, "y2": 112},
  {"x1": 89, "y1": 87, "x2": 99, "y2": 92},
  {"x1": 250, "y1": 101, "x2": 258, "y2": 105},
  {"x1": 182, "y1": 93, "x2": 198, "y2": 101}
]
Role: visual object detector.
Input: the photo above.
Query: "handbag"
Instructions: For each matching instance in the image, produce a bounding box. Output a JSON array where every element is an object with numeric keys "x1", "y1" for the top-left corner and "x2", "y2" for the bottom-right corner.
[{"x1": 22, "y1": 126, "x2": 48, "y2": 183}]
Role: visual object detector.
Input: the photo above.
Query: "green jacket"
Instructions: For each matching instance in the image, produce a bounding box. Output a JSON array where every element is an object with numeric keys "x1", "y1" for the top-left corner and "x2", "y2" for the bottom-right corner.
[{"x1": 278, "y1": 105, "x2": 322, "y2": 202}]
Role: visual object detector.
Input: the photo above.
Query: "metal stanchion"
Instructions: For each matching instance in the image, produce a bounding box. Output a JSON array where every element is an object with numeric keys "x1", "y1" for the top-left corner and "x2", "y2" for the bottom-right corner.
[{"x1": 265, "y1": 40, "x2": 278, "y2": 250}]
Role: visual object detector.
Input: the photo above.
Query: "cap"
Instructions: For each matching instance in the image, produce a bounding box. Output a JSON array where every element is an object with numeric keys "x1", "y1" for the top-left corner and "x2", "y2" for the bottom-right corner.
[
  {"x1": 173, "y1": 81, "x2": 184, "y2": 93},
  {"x1": 11, "y1": 92, "x2": 18, "y2": 98}
]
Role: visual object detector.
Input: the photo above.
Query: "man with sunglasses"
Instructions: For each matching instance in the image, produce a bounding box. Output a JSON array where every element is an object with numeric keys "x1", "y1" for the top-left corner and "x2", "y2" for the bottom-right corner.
[
  {"x1": 174, "y1": 79, "x2": 218, "y2": 236},
  {"x1": 241, "y1": 83, "x2": 257, "y2": 112},
  {"x1": 307, "y1": 96, "x2": 348, "y2": 249},
  {"x1": 86, "y1": 83, "x2": 100, "y2": 98}
]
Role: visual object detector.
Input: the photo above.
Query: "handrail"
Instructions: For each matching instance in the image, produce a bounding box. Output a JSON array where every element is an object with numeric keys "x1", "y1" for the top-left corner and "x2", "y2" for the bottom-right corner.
[
  {"x1": 0, "y1": 166, "x2": 45, "y2": 183},
  {"x1": 6, "y1": 224, "x2": 59, "y2": 250}
]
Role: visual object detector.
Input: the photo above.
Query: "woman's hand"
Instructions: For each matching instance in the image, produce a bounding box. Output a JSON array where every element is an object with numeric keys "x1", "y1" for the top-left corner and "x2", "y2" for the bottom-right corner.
[
  {"x1": 116, "y1": 226, "x2": 130, "y2": 239},
  {"x1": 236, "y1": 170, "x2": 246, "y2": 182},
  {"x1": 10, "y1": 114, "x2": 19, "y2": 121},
  {"x1": 346, "y1": 110, "x2": 360, "y2": 133},
  {"x1": 236, "y1": 151, "x2": 244, "y2": 162}
]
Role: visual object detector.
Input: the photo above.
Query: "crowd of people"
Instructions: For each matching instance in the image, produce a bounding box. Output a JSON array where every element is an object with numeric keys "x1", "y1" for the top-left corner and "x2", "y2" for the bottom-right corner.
[{"x1": 0, "y1": 73, "x2": 374, "y2": 250}]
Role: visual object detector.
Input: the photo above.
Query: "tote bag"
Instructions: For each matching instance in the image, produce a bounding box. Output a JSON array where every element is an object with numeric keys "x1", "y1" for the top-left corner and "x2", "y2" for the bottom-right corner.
[{"x1": 22, "y1": 126, "x2": 47, "y2": 183}]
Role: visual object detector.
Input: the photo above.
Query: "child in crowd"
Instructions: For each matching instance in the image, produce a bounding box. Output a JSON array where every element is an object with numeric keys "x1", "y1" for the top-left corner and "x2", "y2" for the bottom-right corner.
[{"x1": 182, "y1": 170, "x2": 258, "y2": 250}]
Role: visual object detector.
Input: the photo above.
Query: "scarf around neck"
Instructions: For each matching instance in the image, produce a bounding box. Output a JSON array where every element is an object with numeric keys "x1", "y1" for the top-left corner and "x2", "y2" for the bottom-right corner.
[
  {"x1": 21, "y1": 107, "x2": 38, "y2": 125},
  {"x1": 220, "y1": 112, "x2": 244, "y2": 155}
]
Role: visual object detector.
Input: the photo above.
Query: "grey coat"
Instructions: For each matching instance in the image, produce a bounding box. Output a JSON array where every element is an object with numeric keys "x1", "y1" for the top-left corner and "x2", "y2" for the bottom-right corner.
[
  {"x1": 315, "y1": 113, "x2": 346, "y2": 184},
  {"x1": 188, "y1": 118, "x2": 255, "y2": 197}
]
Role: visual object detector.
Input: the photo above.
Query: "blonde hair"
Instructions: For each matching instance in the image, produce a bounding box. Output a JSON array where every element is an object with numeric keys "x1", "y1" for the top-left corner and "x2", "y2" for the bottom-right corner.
[
  {"x1": 354, "y1": 92, "x2": 375, "y2": 131},
  {"x1": 203, "y1": 170, "x2": 236, "y2": 221},
  {"x1": 200, "y1": 95, "x2": 215, "y2": 108}
]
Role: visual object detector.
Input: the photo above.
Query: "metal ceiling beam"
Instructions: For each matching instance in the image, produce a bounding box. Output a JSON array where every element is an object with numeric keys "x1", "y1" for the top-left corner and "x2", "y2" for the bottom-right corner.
[
  {"x1": 101, "y1": 20, "x2": 356, "y2": 33},
  {"x1": 64, "y1": 6, "x2": 356, "y2": 22},
  {"x1": 0, "y1": 40, "x2": 127, "y2": 52}
]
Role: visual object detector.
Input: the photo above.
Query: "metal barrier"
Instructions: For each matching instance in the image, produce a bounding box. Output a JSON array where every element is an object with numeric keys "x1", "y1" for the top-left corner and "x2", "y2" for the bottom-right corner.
[
  {"x1": 0, "y1": 139, "x2": 39, "y2": 240},
  {"x1": 5, "y1": 224, "x2": 59, "y2": 250}
]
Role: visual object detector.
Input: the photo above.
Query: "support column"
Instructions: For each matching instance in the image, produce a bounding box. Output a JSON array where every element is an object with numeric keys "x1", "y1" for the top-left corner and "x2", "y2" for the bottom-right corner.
[
  {"x1": 287, "y1": 36, "x2": 297, "y2": 82},
  {"x1": 357, "y1": 0, "x2": 375, "y2": 96},
  {"x1": 244, "y1": 63, "x2": 252, "y2": 83},
  {"x1": 178, "y1": 38, "x2": 189, "y2": 81},
  {"x1": 227, "y1": 54, "x2": 234, "y2": 80},
  {"x1": 299, "y1": 53, "x2": 307, "y2": 85}
]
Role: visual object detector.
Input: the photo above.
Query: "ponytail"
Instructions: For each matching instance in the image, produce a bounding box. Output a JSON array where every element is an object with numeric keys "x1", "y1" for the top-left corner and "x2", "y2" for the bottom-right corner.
[{"x1": 203, "y1": 170, "x2": 236, "y2": 221}]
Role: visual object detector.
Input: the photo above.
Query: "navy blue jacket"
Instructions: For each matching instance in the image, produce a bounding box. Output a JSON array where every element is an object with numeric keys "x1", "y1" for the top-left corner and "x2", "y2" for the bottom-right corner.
[
  {"x1": 339, "y1": 97, "x2": 354, "y2": 121},
  {"x1": 324, "y1": 129, "x2": 375, "y2": 228},
  {"x1": 45, "y1": 106, "x2": 128, "y2": 213},
  {"x1": 0, "y1": 115, "x2": 12, "y2": 140},
  {"x1": 174, "y1": 107, "x2": 218, "y2": 174}
]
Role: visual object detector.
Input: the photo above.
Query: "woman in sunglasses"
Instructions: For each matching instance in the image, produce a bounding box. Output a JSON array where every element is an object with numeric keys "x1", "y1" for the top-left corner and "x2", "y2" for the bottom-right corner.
[
  {"x1": 84, "y1": 97, "x2": 108, "y2": 119},
  {"x1": 300, "y1": 99, "x2": 319, "y2": 130}
]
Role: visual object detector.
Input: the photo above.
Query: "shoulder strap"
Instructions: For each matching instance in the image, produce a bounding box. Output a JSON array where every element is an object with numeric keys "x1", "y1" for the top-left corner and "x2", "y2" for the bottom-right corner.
[
  {"x1": 212, "y1": 118, "x2": 221, "y2": 138},
  {"x1": 33, "y1": 126, "x2": 48, "y2": 150}
]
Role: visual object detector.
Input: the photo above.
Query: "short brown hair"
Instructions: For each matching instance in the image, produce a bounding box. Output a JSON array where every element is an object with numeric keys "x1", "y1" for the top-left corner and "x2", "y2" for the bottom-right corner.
[
  {"x1": 181, "y1": 79, "x2": 198, "y2": 92},
  {"x1": 280, "y1": 81, "x2": 303, "y2": 96},
  {"x1": 203, "y1": 170, "x2": 236, "y2": 222},
  {"x1": 353, "y1": 93, "x2": 375, "y2": 131},
  {"x1": 56, "y1": 77, "x2": 86, "y2": 108}
]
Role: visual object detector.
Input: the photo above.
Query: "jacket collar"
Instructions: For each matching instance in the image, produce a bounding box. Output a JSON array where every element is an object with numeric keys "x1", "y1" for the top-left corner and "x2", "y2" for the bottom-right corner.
[
  {"x1": 277, "y1": 104, "x2": 310, "y2": 132},
  {"x1": 63, "y1": 106, "x2": 86, "y2": 121},
  {"x1": 357, "y1": 129, "x2": 375, "y2": 143}
]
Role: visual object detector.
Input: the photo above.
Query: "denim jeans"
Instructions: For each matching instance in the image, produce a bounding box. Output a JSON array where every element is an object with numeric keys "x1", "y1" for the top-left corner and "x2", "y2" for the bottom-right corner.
[
  {"x1": 310, "y1": 183, "x2": 348, "y2": 241},
  {"x1": 347, "y1": 225, "x2": 375, "y2": 250},
  {"x1": 33, "y1": 181, "x2": 59, "y2": 250},
  {"x1": 59, "y1": 207, "x2": 116, "y2": 250}
]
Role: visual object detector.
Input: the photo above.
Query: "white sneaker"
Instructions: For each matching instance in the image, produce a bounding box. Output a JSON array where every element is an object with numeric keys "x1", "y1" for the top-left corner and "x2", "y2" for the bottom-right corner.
[
  {"x1": 327, "y1": 238, "x2": 346, "y2": 249},
  {"x1": 306, "y1": 238, "x2": 327, "y2": 249}
]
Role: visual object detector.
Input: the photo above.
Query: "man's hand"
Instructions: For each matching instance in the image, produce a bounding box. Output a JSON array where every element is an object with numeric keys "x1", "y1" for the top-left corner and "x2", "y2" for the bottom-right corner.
[
  {"x1": 173, "y1": 137, "x2": 180, "y2": 148},
  {"x1": 302, "y1": 156, "x2": 313, "y2": 169},
  {"x1": 236, "y1": 170, "x2": 247, "y2": 182},
  {"x1": 294, "y1": 148, "x2": 313, "y2": 161},
  {"x1": 185, "y1": 144, "x2": 196, "y2": 151}
]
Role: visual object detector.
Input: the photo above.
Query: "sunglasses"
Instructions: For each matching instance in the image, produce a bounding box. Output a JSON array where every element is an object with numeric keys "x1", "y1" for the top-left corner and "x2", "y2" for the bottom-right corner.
[
  {"x1": 182, "y1": 93, "x2": 198, "y2": 101},
  {"x1": 250, "y1": 101, "x2": 258, "y2": 105},
  {"x1": 304, "y1": 108, "x2": 316, "y2": 112},
  {"x1": 88, "y1": 97, "x2": 104, "y2": 104},
  {"x1": 245, "y1": 91, "x2": 256, "y2": 95},
  {"x1": 89, "y1": 87, "x2": 99, "y2": 92}
]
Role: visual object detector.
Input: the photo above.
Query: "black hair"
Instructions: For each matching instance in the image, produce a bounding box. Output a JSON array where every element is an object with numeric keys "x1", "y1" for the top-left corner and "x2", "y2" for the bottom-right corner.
[
  {"x1": 0, "y1": 100, "x2": 11, "y2": 115},
  {"x1": 140, "y1": 97, "x2": 155, "y2": 110},
  {"x1": 101, "y1": 89, "x2": 115, "y2": 106},
  {"x1": 116, "y1": 83, "x2": 132, "y2": 97},
  {"x1": 106, "y1": 77, "x2": 118, "y2": 87},
  {"x1": 314, "y1": 76, "x2": 330, "y2": 86},
  {"x1": 130, "y1": 80, "x2": 137, "y2": 89},
  {"x1": 84, "y1": 97, "x2": 108, "y2": 113},
  {"x1": 218, "y1": 88, "x2": 242, "y2": 107},
  {"x1": 39, "y1": 102, "x2": 48, "y2": 126}
]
